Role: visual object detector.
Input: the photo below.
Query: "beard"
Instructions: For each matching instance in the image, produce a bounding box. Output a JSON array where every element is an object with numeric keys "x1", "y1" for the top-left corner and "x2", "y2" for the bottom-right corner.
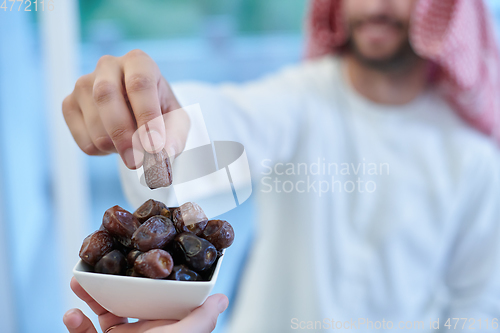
[
  {"x1": 345, "y1": 16, "x2": 420, "y2": 72},
  {"x1": 347, "y1": 38, "x2": 419, "y2": 72}
]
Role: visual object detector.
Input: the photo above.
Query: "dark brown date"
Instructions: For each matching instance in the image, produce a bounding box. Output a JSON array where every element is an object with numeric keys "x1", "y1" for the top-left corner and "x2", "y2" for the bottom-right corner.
[
  {"x1": 102, "y1": 205, "x2": 141, "y2": 247},
  {"x1": 131, "y1": 216, "x2": 177, "y2": 252},
  {"x1": 172, "y1": 202, "x2": 208, "y2": 236},
  {"x1": 167, "y1": 265, "x2": 201, "y2": 281},
  {"x1": 143, "y1": 149, "x2": 173, "y2": 189},
  {"x1": 127, "y1": 249, "x2": 143, "y2": 267},
  {"x1": 114, "y1": 241, "x2": 131, "y2": 256},
  {"x1": 200, "y1": 258, "x2": 220, "y2": 281},
  {"x1": 81, "y1": 200, "x2": 233, "y2": 281},
  {"x1": 202, "y1": 220, "x2": 235, "y2": 250},
  {"x1": 79, "y1": 230, "x2": 114, "y2": 266},
  {"x1": 163, "y1": 241, "x2": 183, "y2": 264},
  {"x1": 174, "y1": 233, "x2": 217, "y2": 272},
  {"x1": 94, "y1": 250, "x2": 127, "y2": 275},
  {"x1": 125, "y1": 268, "x2": 143, "y2": 277},
  {"x1": 134, "y1": 249, "x2": 174, "y2": 279},
  {"x1": 133, "y1": 199, "x2": 170, "y2": 223}
]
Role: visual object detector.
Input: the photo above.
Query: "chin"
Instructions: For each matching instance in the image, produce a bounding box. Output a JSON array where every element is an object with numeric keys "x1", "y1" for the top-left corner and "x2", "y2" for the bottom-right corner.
[
  {"x1": 348, "y1": 37, "x2": 416, "y2": 70},
  {"x1": 357, "y1": 49, "x2": 401, "y2": 62},
  {"x1": 354, "y1": 41, "x2": 404, "y2": 61}
]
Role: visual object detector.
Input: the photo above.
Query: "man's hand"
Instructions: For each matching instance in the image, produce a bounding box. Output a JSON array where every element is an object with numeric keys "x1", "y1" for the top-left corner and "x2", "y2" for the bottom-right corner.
[
  {"x1": 62, "y1": 50, "x2": 190, "y2": 169},
  {"x1": 63, "y1": 277, "x2": 228, "y2": 333}
]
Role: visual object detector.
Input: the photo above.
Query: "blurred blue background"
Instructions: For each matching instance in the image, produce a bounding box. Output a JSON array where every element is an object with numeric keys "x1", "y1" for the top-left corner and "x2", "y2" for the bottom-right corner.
[{"x1": 0, "y1": 0, "x2": 499, "y2": 332}]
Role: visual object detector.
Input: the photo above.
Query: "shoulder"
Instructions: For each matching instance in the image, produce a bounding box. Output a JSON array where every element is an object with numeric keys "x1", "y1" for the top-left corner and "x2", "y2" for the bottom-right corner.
[{"x1": 426, "y1": 92, "x2": 500, "y2": 177}]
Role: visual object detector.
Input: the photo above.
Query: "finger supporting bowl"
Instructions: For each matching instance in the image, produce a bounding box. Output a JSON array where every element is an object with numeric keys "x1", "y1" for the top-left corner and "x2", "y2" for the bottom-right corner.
[{"x1": 73, "y1": 252, "x2": 224, "y2": 320}]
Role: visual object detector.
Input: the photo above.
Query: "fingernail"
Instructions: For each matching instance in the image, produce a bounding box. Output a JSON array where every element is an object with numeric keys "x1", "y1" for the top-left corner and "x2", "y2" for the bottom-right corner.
[
  {"x1": 124, "y1": 148, "x2": 144, "y2": 169},
  {"x1": 166, "y1": 146, "x2": 176, "y2": 160},
  {"x1": 144, "y1": 130, "x2": 164, "y2": 153},
  {"x1": 218, "y1": 298, "x2": 229, "y2": 314},
  {"x1": 63, "y1": 309, "x2": 82, "y2": 329}
]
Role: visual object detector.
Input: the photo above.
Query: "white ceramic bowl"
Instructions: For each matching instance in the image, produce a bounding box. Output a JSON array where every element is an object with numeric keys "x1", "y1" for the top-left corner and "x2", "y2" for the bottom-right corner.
[{"x1": 73, "y1": 251, "x2": 225, "y2": 320}]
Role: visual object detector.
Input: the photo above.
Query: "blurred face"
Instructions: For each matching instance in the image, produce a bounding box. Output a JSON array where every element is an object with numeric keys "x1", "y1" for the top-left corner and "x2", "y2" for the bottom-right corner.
[{"x1": 343, "y1": 0, "x2": 419, "y2": 70}]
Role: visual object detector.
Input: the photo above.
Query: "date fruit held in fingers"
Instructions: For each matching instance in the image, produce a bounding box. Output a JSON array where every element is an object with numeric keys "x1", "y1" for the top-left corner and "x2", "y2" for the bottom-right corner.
[{"x1": 144, "y1": 149, "x2": 173, "y2": 189}]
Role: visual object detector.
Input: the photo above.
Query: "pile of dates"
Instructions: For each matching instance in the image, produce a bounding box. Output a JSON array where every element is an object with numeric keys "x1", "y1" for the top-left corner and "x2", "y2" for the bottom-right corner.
[{"x1": 79, "y1": 200, "x2": 234, "y2": 281}]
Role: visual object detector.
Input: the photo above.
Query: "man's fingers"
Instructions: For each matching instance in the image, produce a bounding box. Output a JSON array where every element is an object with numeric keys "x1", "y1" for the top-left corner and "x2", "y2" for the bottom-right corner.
[
  {"x1": 67, "y1": 278, "x2": 227, "y2": 333},
  {"x1": 93, "y1": 57, "x2": 144, "y2": 168},
  {"x1": 158, "y1": 77, "x2": 190, "y2": 159},
  {"x1": 63, "y1": 308, "x2": 98, "y2": 333},
  {"x1": 109, "y1": 319, "x2": 178, "y2": 333},
  {"x1": 162, "y1": 108, "x2": 190, "y2": 159},
  {"x1": 62, "y1": 95, "x2": 107, "y2": 156},
  {"x1": 166, "y1": 294, "x2": 229, "y2": 333},
  {"x1": 122, "y1": 49, "x2": 165, "y2": 153},
  {"x1": 73, "y1": 73, "x2": 116, "y2": 154},
  {"x1": 65, "y1": 51, "x2": 189, "y2": 164},
  {"x1": 98, "y1": 312, "x2": 129, "y2": 333},
  {"x1": 129, "y1": 129, "x2": 145, "y2": 169},
  {"x1": 77, "y1": 88, "x2": 116, "y2": 154},
  {"x1": 70, "y1": 277, "x2": 108, "y2": 316},
  {"x1": 70, "y1": 278, "x2": 128, "y2": 330}
]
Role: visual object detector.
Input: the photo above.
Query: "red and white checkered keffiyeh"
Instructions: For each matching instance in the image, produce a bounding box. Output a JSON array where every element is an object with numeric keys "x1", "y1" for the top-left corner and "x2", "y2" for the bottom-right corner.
[{"x1": 305, "y1": 0, "x2": 500, "y2": 142}]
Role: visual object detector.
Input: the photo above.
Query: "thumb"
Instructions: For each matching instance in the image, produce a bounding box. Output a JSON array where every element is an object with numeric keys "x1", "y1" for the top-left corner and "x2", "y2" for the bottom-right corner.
[
  {"x1": 162, "y1": 105, "x2": 190, "y2": 161},
  {"x1": 167, "y1": 294, "x2": 229, "y2": 333},
  {"x1": 63, "y1": 308, "x2": 98, "y2": 333}
]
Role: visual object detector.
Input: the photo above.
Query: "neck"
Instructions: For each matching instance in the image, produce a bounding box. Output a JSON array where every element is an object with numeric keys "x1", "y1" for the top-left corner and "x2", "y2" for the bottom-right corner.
[{"x1": 344, "y1": 54, "x2": 430, "y2": 105}]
